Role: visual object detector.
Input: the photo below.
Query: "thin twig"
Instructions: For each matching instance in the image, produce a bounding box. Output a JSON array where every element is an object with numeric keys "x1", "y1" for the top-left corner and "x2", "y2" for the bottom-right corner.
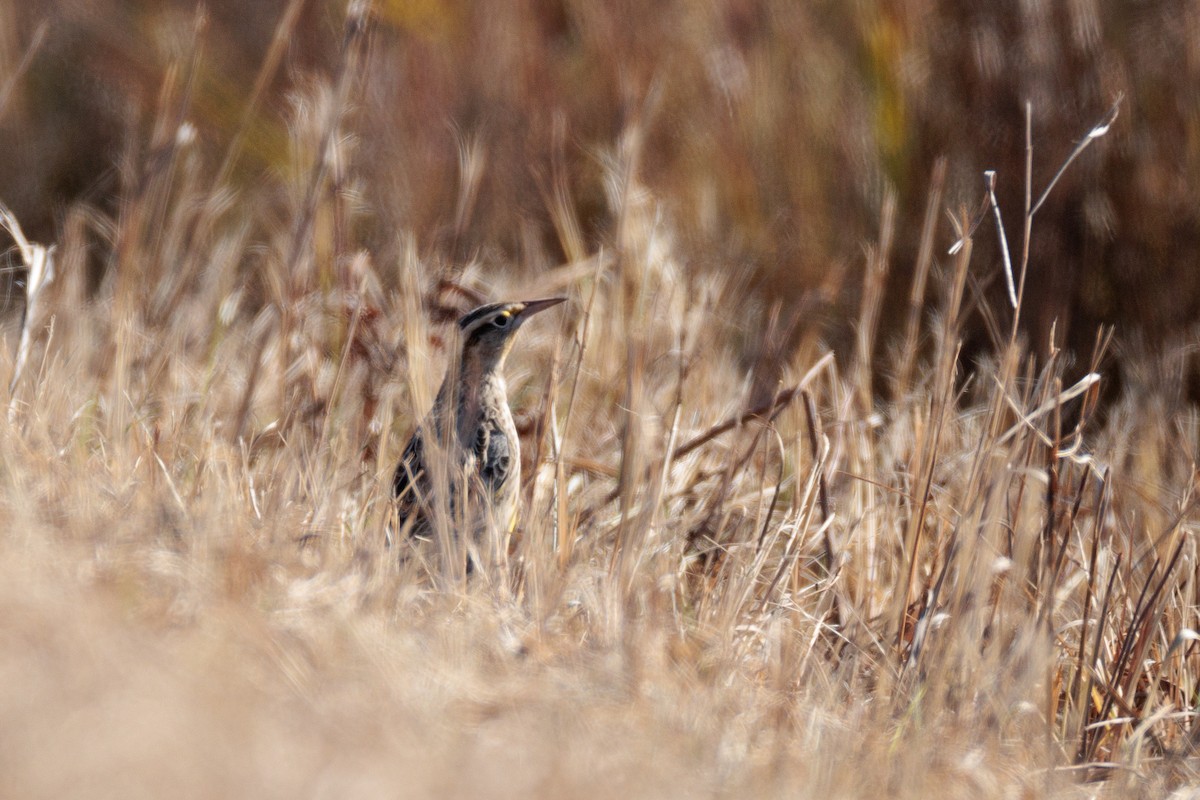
[
  {"x1": 213, "y1": 0, "x2": 310, "y2": 190},
  {"x1": 985, "y1": 170, "x2": 1017, "y2": 309},
  {"x1": 1, "y1": 202, "x2": 55, "y2": 415},
  {"x1": 1032, "y1": 97, "x2": 1121, "y2": 218},
  {"x1": 670, "y1": 352, "x2": 834, "y2": 462},
  {"x1": 0, "y1": 20, "x2": 48, "y2": 123}
]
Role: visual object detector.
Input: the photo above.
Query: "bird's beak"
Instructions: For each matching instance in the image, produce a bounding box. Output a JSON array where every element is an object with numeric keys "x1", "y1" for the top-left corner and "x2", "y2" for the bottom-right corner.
[{"x1": 517, "y1": 297, "x2": 567, "y2": 319}]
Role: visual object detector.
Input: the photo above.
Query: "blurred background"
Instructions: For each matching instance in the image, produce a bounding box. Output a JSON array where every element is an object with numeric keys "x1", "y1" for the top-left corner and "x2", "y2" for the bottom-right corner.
[{"x1": 0, "y1": 0, "x2": 1197, "y2": 390}]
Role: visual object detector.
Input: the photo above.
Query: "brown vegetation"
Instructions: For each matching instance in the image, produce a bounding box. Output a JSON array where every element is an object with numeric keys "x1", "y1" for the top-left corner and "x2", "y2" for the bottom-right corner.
[{"x1": 1, "y1": 1, "x2": 1200, "y2": 797}]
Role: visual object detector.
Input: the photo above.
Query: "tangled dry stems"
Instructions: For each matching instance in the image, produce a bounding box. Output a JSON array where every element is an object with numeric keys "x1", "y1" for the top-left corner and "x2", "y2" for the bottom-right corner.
[{"x1": 0, "y1": 13, "x2": 1197, "y2": 800}]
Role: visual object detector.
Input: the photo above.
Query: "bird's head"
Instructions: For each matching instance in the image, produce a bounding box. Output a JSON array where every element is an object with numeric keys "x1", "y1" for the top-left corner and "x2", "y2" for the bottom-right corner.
[{"x1": 457, "y1": 297, "x2": 566, "y2": 370}]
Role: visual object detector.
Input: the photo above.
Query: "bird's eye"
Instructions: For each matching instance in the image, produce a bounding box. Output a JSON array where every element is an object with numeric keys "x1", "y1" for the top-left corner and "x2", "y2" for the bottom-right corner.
[{"x1": 493, "y1": 314, "x2": 511, "y2": 328}]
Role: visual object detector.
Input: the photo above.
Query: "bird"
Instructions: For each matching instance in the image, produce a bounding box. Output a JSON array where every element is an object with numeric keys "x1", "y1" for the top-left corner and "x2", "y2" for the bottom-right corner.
[{"x1": 392, "y1": 297, "x2": 566, "y2": 560}]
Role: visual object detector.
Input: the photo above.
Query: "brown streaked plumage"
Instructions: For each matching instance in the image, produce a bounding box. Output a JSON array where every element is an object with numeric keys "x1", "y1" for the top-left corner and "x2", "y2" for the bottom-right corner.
[{"x1": 393, "y1": 298, "x2": 566, "y2": 554}]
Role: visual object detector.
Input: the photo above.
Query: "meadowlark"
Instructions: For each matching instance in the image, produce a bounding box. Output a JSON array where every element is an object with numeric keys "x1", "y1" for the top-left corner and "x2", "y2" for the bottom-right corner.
[{"x1": 392, "y1": 297, "x2": 566, "y2": 554}]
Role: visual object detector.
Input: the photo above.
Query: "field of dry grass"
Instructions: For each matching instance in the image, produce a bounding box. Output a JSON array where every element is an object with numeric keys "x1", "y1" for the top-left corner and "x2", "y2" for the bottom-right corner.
[{"x1": 3, "y1": 2, "x2": 1200, "y2": 798}]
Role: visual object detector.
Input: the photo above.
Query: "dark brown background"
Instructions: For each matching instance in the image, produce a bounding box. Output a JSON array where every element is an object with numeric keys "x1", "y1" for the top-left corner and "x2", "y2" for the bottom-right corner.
[{"x1": 1, "y1": 0, "x2": 1196, "y2": 386}]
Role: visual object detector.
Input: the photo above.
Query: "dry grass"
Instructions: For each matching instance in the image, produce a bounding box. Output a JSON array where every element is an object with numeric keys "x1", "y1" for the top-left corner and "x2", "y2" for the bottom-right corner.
[{"x1": 2, "y1": 5, "x2": 1200, "y2": 799}]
